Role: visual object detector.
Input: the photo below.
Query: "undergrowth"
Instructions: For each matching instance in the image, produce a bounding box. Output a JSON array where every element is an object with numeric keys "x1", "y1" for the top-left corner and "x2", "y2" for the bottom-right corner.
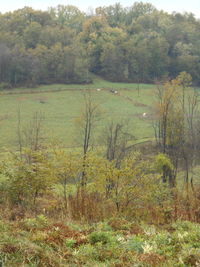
[{"x1": 0, "y1": 216, "x2": 199, "y2": 266}]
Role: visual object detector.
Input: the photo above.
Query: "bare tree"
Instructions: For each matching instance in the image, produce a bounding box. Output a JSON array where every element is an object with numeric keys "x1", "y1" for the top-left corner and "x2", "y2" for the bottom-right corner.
[
  {"x1": 0, "y1": 44, "x2": 10, "y2": 83},
  {"x1": 153, "y1": 73, "x2": 200, "y2": 192},
  {"x1": 75, "y1": 90, "x2": 101, "y2": 186},
  {"x1": 153, "y1": 79, "x2": 182, "y2": 187},
  {"x1": 101, "y1": 120, "x2": 135, "y2": 197},
  {"x1": 102, "y1": 120, "x2": 135, "y2": 166},
  {"x1": 153, "y1": 81, "x2": 178, "y2": 154},
  {"x1": 24, "y1": 111, "x2": 45, "y2": 151},
  {"x1": 17, "y1": 107, "x2": 23, "y2": 158},
  {"x1": 17, "y1": 110, "x2": 45, "y2": 162}
]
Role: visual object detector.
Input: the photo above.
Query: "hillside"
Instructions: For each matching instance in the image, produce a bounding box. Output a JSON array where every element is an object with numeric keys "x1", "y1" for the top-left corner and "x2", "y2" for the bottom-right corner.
[
  {"x1": 0, "y1": 3, "x2": 200, "y2": 88},
  {"x1": 0, "y1": 76, "x2": 155, "y2": 150}
]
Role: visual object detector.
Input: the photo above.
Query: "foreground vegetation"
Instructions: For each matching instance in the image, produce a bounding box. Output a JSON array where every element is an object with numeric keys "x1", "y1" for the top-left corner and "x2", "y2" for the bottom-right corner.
[{"x1": 0, "y1": 217, "x2": 199, "y2": 266}]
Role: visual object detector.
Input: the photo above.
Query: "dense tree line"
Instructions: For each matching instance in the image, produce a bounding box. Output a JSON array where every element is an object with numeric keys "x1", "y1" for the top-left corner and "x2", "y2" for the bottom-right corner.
[{"x1": 0, "y1": 3, "x2": 200, "y2": 87}]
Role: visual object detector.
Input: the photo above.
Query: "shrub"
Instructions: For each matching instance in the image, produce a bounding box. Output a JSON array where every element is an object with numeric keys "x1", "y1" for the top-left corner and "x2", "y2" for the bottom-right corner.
[
  {"x1": 0, "y1": 82, "x2": 11, "y2": 90},
  {"x1": 22, "y1": 215, "x2": 48, "y2": 230},
  {"x1": 64, "y1": 238, "x2": 76, "y2": 248},
  {"x1": 96, "y1": 221, "x2": 113, "y2": 232},
  {"x1": 89, "y1": 231, "x2": 115, "y2": 245},
  {"x1": 108, "y1": 218, "x2": 131, "y2": 231},
  {"x1": 126, "y1": 236, "x2": 144, "y2": 253},
  {"x1": 172, "y1": 220, "x2": 199, "y2": 232},
  {"x1": 74, "y1": 244, "x2": 98, "y2": 261}
]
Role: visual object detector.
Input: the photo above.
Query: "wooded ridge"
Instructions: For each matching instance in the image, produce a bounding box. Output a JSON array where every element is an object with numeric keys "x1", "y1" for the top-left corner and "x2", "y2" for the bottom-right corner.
[{"x1": 0, "y1": 2, "x2": 200, "y2": 87}]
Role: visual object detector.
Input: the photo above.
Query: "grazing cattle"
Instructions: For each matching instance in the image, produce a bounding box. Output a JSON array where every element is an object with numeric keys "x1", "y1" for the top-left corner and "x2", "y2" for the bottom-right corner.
[
  {"x1": 143, "y1": 112, "x2": 147, "y2": 117},
  {"x1": 110, "y1": 89, "x2": 118, "y2": 94}
]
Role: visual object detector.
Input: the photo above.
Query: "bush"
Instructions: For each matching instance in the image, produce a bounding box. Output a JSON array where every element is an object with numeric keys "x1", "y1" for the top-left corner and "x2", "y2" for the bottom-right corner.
[
  {"x1": 95, "y1": 221, "x2": 113, "y2": 232},
  {"x1": 64, "y1": 238, "x2": 76, "y2": 248},
  {"x1": 0, "y1": 82, "x2": 11, "y2": 90},
  {"x1": 108, "y1": 218, "x2": 131, "y2": 231},
  {"x1": 22, "y1": 215, "x2": 48, "y2": 230},
  {"x1": 126, "y1": 236, "x2": 144, "y2": 253},
  {"x1": 89, "y1": 231, "x2": 115, "y2": 245},
  {"x1": 74, "y1": 244, "x2": 98, "y2": 261},
  {"x1": 172, "y1": 220, "x2": 198, "y2": 231}
]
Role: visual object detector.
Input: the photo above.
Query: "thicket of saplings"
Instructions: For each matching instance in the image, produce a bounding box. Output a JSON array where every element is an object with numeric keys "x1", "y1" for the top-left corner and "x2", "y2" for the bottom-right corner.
[{"x1": 0, "y1": 72, "x2": 199, "y2": 223}]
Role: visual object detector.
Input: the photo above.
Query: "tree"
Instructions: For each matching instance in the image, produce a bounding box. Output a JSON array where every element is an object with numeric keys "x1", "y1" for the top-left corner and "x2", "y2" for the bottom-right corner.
[
  {"x1": 100, "y1": 27, "x2": 128, "y2": 81},
  {"x1": 53, "y1": 149, "x2": 80, "y2": 207},
  {"x1": 49, "y1": 5, "x2": 85, "y2": 32},
  {"x1": 75, "y1": 90, "x2": 101, "y2": 187},
  {"x1": 176, "y1": 72, "x2": 199, "y2": 204},
  {"x1": 126, "y1": 32, "x2": 169, "y2": 82},
  {"x1": 102, "y1": 120, "x2": 135, "y2": 166},
  {"x1": 39, "y1": 26, "x2": 75, "y2": 48},
  {"x1": 130, "y1": 2, "x2": 156, "y2": 18},
  {"x1": 154, "y1": 72, "x2": 200, "y2": 192},
  {"x1": 80, "y1": 15, "x2": 108, "y2": 74},
  {"x1": 86, "y1": 152, "x2": 166, "y2": 217},
  {"x1": 23, "y1": 22, "x2": 42, "y2": 48},
  {"x1": 155, "y1": 153, "x2": 174, "y2": 185},
  {"x1": 153, "y1": 76, "x2": 183, "y2": 187},
  {"x1": 0, "y1": 44, "x2": 11, "y2": 84},
  {"x1": 17, "y1": 111, "x2": 45, "y2": 158},
  {"x1": 97, "y1": 3, "x2": 126, "y2": 27},
  {"x1": 0, "y1": 148, "x2": 55, "y2": 208}
]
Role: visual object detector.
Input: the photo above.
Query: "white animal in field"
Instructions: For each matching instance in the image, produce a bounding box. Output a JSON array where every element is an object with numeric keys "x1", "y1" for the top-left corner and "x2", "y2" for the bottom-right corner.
[
  {"x1": 143, "y1": 112, "x2": 147, "y2": 117},
  {"x1": 114, "y1": 90, "x2": 118, "y2": 94},
  {"x1": 97, "y1": 88, "x2": 101, "y2": 91}
]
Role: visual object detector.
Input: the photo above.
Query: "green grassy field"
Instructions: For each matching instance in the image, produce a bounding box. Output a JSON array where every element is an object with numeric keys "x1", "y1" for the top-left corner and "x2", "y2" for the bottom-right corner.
[{"x1": 0, "y1": 76, "x2": 156, "y2": 150}]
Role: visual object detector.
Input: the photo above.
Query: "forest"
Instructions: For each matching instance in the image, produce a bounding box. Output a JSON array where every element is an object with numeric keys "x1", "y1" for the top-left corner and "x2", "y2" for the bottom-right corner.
[
  {"x1": 0, "y1": 2, "x2": 200, "y2": 267},
  {"x1": 0, "y1": 2, "x2": 200, "y2": 87}
]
